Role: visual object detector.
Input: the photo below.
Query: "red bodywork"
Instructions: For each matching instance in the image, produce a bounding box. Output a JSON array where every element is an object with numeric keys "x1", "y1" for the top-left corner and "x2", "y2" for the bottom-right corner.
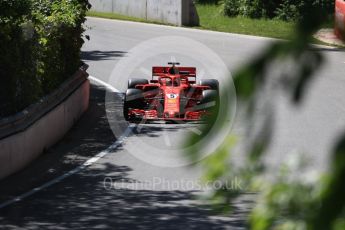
[
  {"x1": 335, "y1": 0, "x2": 345, "y2": 40},
  {"x1": 127, "y1": 66, "x2": 211, "y2": 121}
]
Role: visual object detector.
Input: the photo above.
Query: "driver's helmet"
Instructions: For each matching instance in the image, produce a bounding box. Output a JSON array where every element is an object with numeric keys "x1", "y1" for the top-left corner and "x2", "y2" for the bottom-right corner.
[{"x1": 173, "y1": 78, "x2": 180, "y2": 86}]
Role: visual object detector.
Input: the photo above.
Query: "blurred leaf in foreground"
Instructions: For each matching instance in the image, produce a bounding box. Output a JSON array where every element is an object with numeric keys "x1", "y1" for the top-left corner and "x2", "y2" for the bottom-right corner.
[{"x1": 187, "y1": 5, "x2": 345, "y2": 230}]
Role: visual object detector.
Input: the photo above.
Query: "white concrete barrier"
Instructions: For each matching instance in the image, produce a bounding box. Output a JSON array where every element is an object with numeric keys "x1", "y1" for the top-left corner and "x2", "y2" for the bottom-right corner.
[
  {"x1": 146, "y1": 0, "x2": 181, "y2": 25},
  {"x1": 89, "y1": 0, "x2": 199, "y2": 26},
  {"x1": 113, "y1": 0, "x2": 147, "y2": 19},
  {"x1": 0, "y1": 71, "x2": 89, "y2": 180},
  {"x1": 90, "y1": 0, "x2": 113, "y2": 13}
]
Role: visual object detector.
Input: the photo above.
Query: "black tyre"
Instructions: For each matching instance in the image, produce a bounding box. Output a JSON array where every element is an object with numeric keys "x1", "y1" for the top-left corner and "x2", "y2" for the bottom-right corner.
[
  {"x1": 200, "y1": 89, "x2": 219, "y2": 110},
  {"x1": 198, "y1": 79, "x2": 219, "y2": 90},
  {"x1": 123, "y1": 88, "x2": 144, "y2": 121},
  {"x1": 128, "y1": 78, "x2": 148, "y2": 89}
]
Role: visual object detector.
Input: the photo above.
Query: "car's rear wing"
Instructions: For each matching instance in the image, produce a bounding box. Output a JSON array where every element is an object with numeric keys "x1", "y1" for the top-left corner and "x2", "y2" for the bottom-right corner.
[
  {"x1": 152, "y1": 66, "x2": 196, "y2": 83},
  {"x1": 152, "y1": 66, "x2": 196, "y2": 76}
]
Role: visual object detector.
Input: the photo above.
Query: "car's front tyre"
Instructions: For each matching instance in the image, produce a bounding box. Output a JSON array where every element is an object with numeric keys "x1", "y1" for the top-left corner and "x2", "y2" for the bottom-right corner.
[{"x1": 123, "y1": 88, "x2": 144, "y2": 121}]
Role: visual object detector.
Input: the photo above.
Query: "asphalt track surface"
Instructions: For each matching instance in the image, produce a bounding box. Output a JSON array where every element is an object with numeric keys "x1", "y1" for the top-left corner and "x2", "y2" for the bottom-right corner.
[{"x1": 0, "y1": 17, "x2": 344, "y2": 229}]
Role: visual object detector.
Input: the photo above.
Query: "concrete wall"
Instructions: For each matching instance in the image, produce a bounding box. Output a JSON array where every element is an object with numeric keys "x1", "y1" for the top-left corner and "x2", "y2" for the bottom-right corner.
[
  {"x1": 113, "y1": 0, "x2": 147, "y2": 19},
  {"x1": 89, "y1": 0, "x2": 199, "y2": 26},
  {"x1": 90, "y1": 0, "x2": 113, "y2": 13},
  {"x1": 0, "y1": 79, "x2": 90, "y2": 180},
  {"x1": 146, "y1": 0, "x2": 181, "y2": 25}
]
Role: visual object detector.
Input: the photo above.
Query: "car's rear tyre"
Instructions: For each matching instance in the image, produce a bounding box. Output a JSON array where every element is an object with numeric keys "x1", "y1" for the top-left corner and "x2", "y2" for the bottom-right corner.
[
  {"x1": 128, "y1": 78, "x2": 149, "y2": 89},
  {"x1": 123, "y1": 88, "x2": 144, "y2": 121},
  {"x1": 198, "y1": 79, "x2": 219, "y2": 90}
]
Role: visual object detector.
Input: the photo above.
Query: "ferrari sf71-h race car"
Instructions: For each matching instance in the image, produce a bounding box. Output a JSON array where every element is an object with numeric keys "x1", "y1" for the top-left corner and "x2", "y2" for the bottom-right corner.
[{"x1": 123, "y1": 62, "x2": 219, "y2": 122}]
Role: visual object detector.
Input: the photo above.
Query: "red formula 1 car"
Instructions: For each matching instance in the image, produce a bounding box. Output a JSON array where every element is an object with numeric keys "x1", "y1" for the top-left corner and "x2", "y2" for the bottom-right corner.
[{"x1": 123, "y1": 62, "x2": 219, "y2": 122}]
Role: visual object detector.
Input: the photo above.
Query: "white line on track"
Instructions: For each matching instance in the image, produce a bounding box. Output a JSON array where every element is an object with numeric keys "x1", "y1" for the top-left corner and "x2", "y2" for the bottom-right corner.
[
  {"x1": 0, "y1": 76, "x2": 130, "y2": 210},
  {"x1": 89, "y1": 75, "x2": 121, "y2": 93}
]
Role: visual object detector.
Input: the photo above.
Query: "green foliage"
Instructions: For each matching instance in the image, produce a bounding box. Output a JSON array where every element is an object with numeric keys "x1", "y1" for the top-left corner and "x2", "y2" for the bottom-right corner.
[
  {"x1": 223, "y1": 0, "x2": 281, "y2": 18},
  {"x1": 223, "y1": 0, "x2": 240, "y2": 17},
  {"x1": 309, "y1": 134, "x2": 345, "y2": 230},
  {"x1": 31, "y1": 0, "x2": 90, "y2": 93},
  {"x1": 275, "y1": 0, "x2": 335, "y2": 21},
  {"x1": 0, "y1": 1, "x2": 41, "y2": 115},
  {"x1": 222, "y1": 0, "x2": 334, "y2": 21},
  {"x1": 0, "y1": 0, "x2": 31, "y2": 22},
  {"x1": 0, "y1": 0, "x2": 90, "y2": 117},
  {"x1": 188, "y1": 4, "x2": 345, "y2": 230},
  {"x1": 275, "y1": 0, "x2": 303, "y2": 21}
]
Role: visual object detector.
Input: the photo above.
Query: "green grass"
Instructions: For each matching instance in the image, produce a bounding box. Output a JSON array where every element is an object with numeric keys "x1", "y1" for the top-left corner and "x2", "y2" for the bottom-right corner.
[
  {"x1": 87, "y1": 5, "x2": 295, "y2": 40},
  {"x1": 87, "y1": 4, "x2": 335, "y2": 44},
  {"x1": 195, "y1": 4, "x2": 295, "y2": 40}
]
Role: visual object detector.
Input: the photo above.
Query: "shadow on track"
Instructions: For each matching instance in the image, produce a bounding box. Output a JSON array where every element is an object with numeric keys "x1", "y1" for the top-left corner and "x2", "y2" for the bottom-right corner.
[
  {"x1": 0, "y1": 162, "x2": 253, "y2": 230},
  {"x1": 0, "y1": 83, "x2": 252, "y2": 229},
  {"x1": 81, "y1": 50, "x2": 127, "y2": 61}
]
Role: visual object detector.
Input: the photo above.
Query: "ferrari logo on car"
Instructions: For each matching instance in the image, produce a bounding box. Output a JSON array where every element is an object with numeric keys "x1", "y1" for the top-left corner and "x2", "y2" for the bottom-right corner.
[{"x1": 166, "y1": 93, "x2": 178, "y2": 99}]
